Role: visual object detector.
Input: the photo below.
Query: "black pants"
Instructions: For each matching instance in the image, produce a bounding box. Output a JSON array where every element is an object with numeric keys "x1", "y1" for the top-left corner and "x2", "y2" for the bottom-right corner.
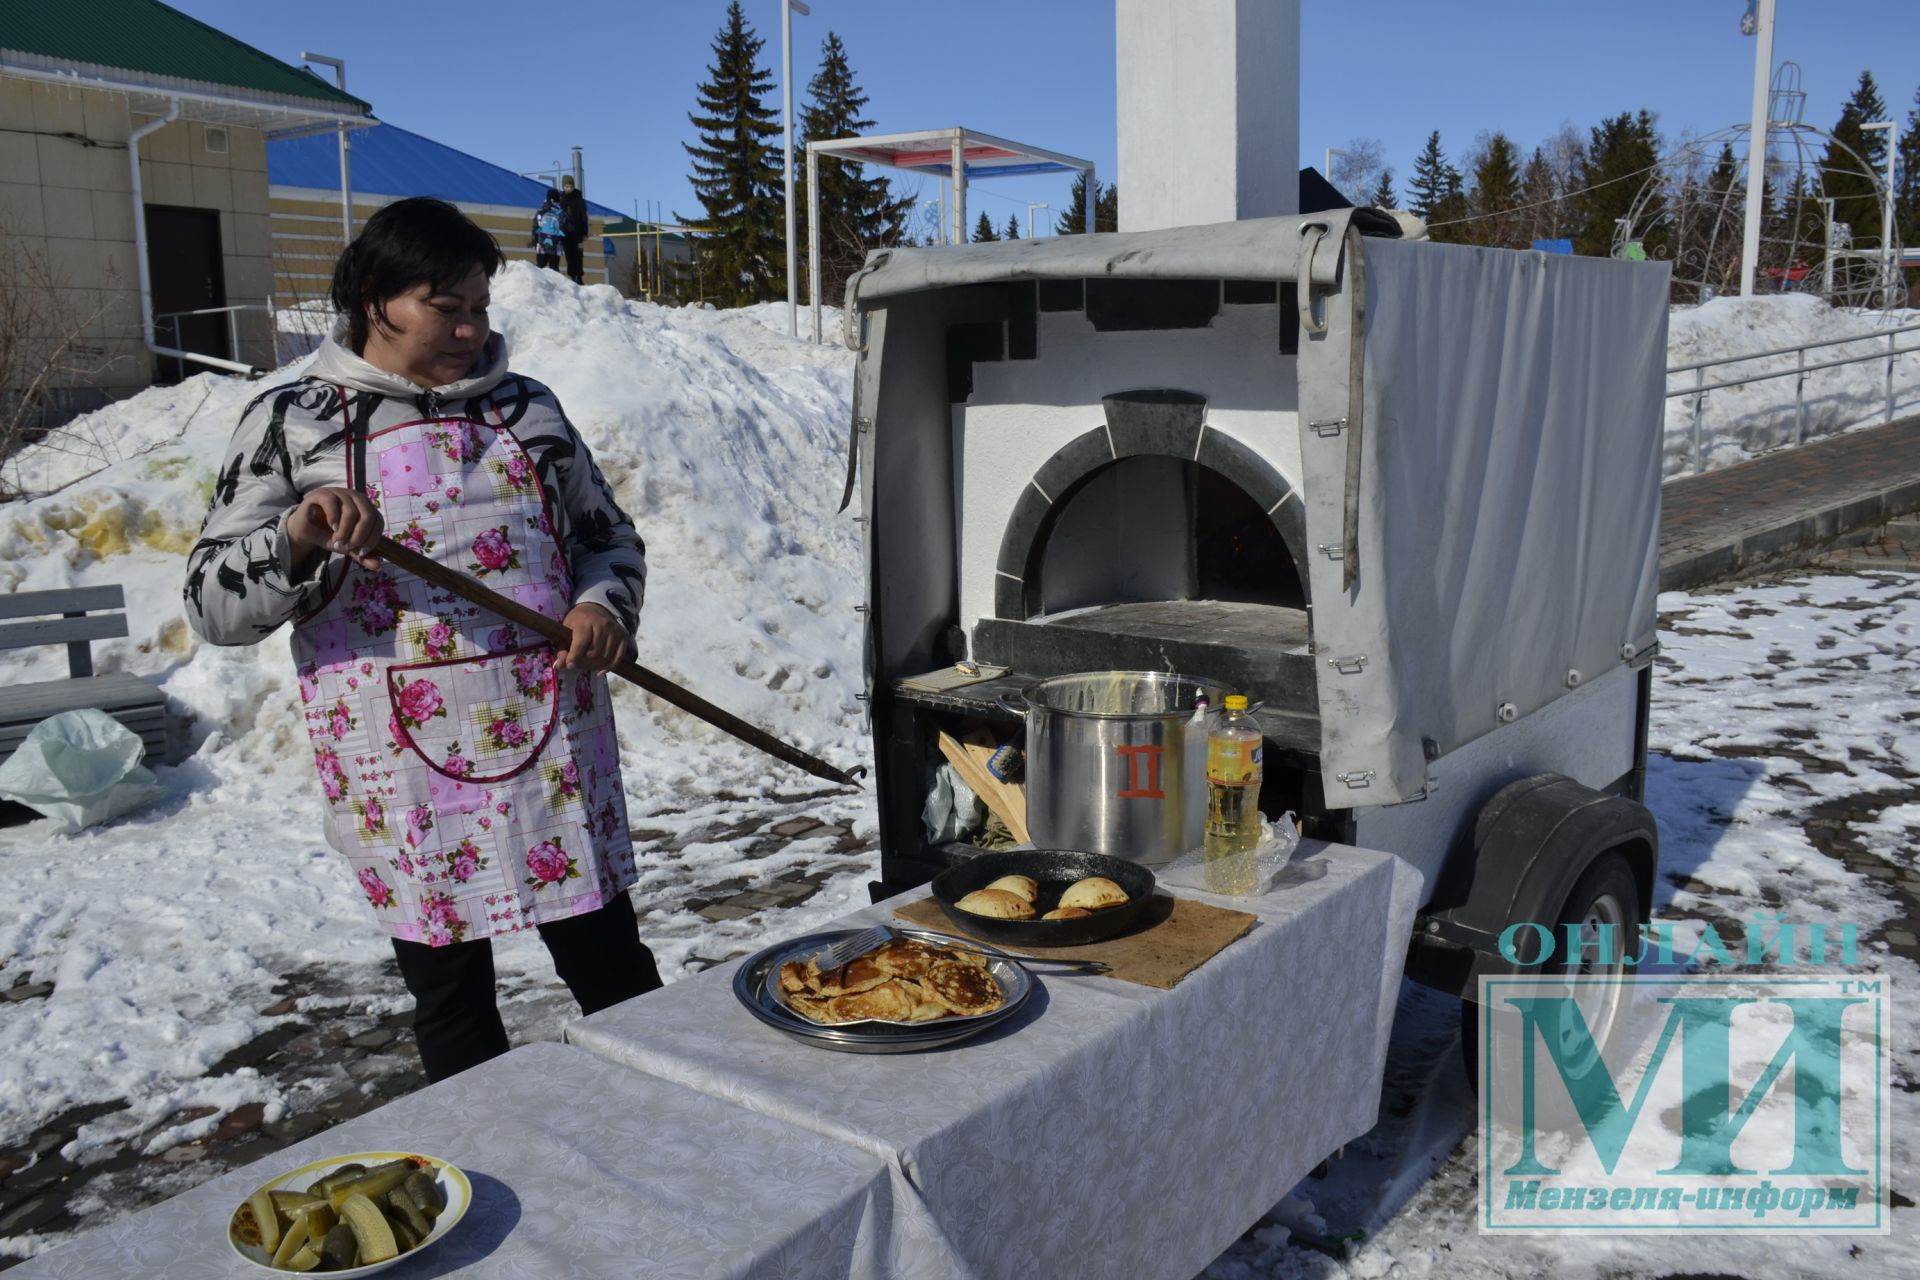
[
  {"x1": 536, "y1": 249, "x2": 561, "y2": 272},
  {"x1": 563, "y1": 240, "x2": 584, "y2": 285},
  {"x1": 391, "y1": 893, "x2": 662, "y2": 1082}
]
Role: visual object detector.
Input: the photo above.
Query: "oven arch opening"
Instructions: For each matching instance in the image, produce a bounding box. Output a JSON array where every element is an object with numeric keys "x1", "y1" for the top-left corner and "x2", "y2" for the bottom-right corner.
[{"x1": 992, "y1": 428, "x2": 1309, "y2": 622}]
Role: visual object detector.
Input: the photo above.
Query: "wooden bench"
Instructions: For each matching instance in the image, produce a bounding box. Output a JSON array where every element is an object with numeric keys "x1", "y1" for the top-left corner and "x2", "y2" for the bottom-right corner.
[{"x1": 0, "y1": 585, "x2": 171, "y2": 767}]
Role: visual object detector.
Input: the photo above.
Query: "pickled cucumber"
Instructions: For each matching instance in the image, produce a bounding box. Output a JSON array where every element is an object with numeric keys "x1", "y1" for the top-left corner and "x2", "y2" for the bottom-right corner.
[
  {"x1": 339, "y1": 1192, "x2": 399, "y2": 1264},
  {"x1": 325, "y1": 1160, "x2": 414, "y2": 1210},
  {"x1": 402, "y1": 1169, "x2": 444, "y2": 1218},
  {"x1": 317, "y1": 1222, "x2": 357, "y2": 1270},
  {"x1": 385, "y1": 1186, "x2": 431, "y2": 1241},
  {"x1": 269, "y1": 1213, "x2": 311, "y2": 1269},
  {"x1": 307, "y1": 1163, "x2": 367, "y2": 1199},
  {"x1": 247, "y1": 1187, "x2": 281, "y2": 1253},
  {"x1": 282, "y1": 1242, "x2": 321, "y2": 1273},
  {"x1": 268, "y1": 1189, "x2": 322, "y2": 1215}
]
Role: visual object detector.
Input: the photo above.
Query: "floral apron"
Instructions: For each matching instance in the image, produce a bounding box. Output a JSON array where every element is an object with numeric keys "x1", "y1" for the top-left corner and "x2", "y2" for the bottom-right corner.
[{"x1": 293, "y1": 395, "x2": 636, "y2": 946}]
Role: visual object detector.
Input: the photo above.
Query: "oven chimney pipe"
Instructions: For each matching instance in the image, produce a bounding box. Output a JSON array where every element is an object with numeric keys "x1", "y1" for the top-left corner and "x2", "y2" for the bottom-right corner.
[{"x1": 1116, "y1": 0, "x2": 1300, "y2": 232}]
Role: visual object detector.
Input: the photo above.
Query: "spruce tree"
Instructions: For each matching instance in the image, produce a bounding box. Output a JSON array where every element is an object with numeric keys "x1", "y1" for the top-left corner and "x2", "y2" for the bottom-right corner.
[
  {"x1": 1469, "y1": 132, "x2": 1523, "y2": 247},
  {"x1": 1520, "y1": 146, "x2": 1559, "y2": 244},
  {"x1": 973, "y1": 211, "x2": 998, "y2": 242},
  {"x1": 1368, "y1": 169, "x2": 1396, "y2": 209},
  {"x1": 678, "y1": 2, "x2": 782, "y2": 307},
  {"x1": 1408, "y1": 131, "x2": 1451, "y2": 223},
  {"x1": 798, "y1": 31, "x2": 912, "y2": 302},
  {"x1": 1054, "y1": 171, "x2": 1119, "y2": 234},
  {"x1": 1571, "y1": 110, "x2": 1664, "y2": 260},
  {"x1": 1005, "y1": 213, "x2": 1021, "y2": 240},
  {"x1": 1897, "y1": 84, "x2": 1920, "y2": 258},
  {"x1": 1429, "y1": 164, "x2": 1469, "y2": 243},
  {"x1": 1820, "y1": 71, "x2": 1890, "y2": 253}
]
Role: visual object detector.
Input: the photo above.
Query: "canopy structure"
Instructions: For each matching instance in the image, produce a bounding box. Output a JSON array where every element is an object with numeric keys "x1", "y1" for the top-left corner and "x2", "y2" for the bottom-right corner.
[{"x1": 805, "y1": 127, "x2": 1096, "y2": 341}]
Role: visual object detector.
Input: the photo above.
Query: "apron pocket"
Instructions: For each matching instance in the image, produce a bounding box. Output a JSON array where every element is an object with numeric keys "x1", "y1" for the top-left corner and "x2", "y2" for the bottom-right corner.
[{"x1": 388, "y1": 643, "x2": 561, "y2": 783}]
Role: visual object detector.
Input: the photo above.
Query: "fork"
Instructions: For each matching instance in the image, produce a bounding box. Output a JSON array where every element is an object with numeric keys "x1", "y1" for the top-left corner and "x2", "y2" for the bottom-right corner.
[{"x1": 808, "y1": 924, "x2": 894, "y2": 972}]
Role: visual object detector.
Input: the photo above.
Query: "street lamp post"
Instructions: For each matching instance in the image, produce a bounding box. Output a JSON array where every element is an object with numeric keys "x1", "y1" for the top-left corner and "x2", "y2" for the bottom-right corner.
[
  {"x1": 301, "y1": 52, "x2": 352, "y2": 247},
  {"x1": 1738, "y1": 0, "x2": 1776, "y2": 296},
  {"x1": 1862, "y1": 119, "x2": 1897, "y2": 301},
  {"x1": 1027, "y1": 202, "x2": 1048, "y2": 239},
  {"x1": 782, "y1": 0, "x2": 811, "y2": 338},
  {"x1": 1325, "y1": 146, "x2": 1347, "y2": 186}
]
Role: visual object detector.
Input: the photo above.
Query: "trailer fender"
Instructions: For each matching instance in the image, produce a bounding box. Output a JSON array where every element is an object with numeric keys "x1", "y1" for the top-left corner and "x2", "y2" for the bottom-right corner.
[{"x1": 1404, "y1": 773, "x2": 1658, "y2": 1002}]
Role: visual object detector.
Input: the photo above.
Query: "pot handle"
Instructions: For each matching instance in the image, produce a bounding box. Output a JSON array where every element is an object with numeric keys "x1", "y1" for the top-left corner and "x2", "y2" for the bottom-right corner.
[{"x1": 995, "y1": 690, "x2": 1029, "y2": 717}]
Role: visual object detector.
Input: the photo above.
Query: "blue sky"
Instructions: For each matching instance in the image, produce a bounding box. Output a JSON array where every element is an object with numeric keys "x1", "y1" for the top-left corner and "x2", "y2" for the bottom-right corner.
[{"x1": 178, "y1": 0, "x2": 1916, "y2": 232}]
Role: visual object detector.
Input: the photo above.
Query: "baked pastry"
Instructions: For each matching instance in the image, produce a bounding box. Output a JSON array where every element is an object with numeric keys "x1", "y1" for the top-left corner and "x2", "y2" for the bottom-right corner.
[
  {"x1": 983, "y1": 874, "x2": 1039, "y2": 904},
  {"x1": 779, "y1": 937, "x2": 1004, "y2": 1025},
  {"x1": 1042, "y1": 906, "x2": 1091, "y2": 920},
  {"x1": 1059, "y1": 876, "x2": 1129, "y2": 911},
  {"x1": 956, "y1": 887, "x2": 1035, "y2": 919}
]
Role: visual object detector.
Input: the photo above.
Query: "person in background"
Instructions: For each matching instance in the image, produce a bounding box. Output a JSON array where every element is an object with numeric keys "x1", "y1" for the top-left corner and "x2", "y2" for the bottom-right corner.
[
  {"x1": 559, "y1": 175, "x2": 590, "y2": 286},
  {"x1": 532, "y1": 188, "x2": 565, "y2": 274},
  {"x1": 184, "y1": 197, "x2": 659, "y2": 1082}
]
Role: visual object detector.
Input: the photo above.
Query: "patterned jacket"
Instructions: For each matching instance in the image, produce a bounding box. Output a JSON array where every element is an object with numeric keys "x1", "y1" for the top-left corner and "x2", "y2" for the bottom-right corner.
[{"x1": 183, "y1": 325, "x2": 646, "y2": 648}]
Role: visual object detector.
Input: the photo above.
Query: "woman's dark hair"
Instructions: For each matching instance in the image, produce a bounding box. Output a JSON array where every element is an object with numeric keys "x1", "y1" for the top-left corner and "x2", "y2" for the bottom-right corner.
[{"x1": 329, "y1": 197, "x2": 503, "y2": 352}]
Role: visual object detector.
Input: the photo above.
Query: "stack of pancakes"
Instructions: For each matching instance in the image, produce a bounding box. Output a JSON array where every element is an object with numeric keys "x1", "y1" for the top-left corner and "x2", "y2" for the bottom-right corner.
[{"x1": 779, "y1": 937, "x2": 1005, "y2": 1024}]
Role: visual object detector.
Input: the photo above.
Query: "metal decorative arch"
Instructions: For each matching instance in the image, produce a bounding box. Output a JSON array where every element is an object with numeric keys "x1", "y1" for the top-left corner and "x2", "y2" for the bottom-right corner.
[
  {"x1": 1614, "y1": 65, "x2": 1903, "y2": 308},
  {"x1": 990, "y1": 389, "x2": 1310, "y2": 621}
]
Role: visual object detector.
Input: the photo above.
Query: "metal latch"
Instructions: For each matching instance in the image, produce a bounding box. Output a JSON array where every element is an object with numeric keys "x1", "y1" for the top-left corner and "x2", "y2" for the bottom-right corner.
[
  {"x1": 1335, "y1": 769, "x2": 1375, "y2": 789},
  {"x1": 1317, "y1": 543, "x2": 1345, "y2": 560},
  {"x1": 1309, "y1": 418, "x2": 1348, "y2": 437},
  {"x1": 1326, "y1": 655, "x2": 1368, "y2": 675}
]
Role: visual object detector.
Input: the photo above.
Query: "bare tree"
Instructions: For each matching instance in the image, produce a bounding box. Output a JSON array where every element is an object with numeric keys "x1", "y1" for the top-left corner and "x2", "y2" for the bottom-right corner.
[
  {"x1": 1329, "y1": 137, "x2": 1387, "y2": 202},
  {"x1": 0, "y1": 227, "x2": 133, "y2": 484}
]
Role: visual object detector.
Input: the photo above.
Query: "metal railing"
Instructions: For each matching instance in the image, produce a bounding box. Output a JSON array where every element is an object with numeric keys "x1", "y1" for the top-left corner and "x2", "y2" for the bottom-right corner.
[
  {"x1": 152, "y1": 299, "x2": 292, "y2": 372},
  {"x1": 1666, "y1": 318, "x2": 1920, "y2": 474}
]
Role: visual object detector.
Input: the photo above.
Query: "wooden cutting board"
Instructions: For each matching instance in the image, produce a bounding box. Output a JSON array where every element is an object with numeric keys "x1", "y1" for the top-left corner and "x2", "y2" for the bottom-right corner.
[{"x1": 892, "y1": 893, "x2": 1257, "y2": 990}]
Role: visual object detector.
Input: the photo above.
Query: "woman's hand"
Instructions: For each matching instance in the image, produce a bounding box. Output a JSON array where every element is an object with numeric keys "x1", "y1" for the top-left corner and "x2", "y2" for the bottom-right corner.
[
  {"x1": 557, "y1": 602, "x2": 627, "y2": 673},
  {"x1": 288, "y1": 486, "x2": 385, "y2": 571}
]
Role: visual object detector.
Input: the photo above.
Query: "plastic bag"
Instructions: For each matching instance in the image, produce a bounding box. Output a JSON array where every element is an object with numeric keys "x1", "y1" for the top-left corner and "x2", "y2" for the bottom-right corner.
[
  {"x1": 1157, "y1": 812, "x2": 1306, "y2": 898},
  {"x1": 0, "y1": 709, "x2": 164, "y2": 834},
  {"x1": 921, "y1": 761, "x2": 985, "y2": 843}
]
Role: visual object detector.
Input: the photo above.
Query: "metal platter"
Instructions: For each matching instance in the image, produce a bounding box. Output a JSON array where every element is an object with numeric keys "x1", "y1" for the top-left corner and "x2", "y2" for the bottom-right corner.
[{"x1": 732, "y1": 928, "x2": 1034, "y2": 1054}]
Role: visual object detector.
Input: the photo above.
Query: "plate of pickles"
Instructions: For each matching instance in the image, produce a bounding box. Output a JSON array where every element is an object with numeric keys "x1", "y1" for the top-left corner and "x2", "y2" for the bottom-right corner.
[{"x1": 227, "y1": 1151, "x2": 470, "y2": 1274}]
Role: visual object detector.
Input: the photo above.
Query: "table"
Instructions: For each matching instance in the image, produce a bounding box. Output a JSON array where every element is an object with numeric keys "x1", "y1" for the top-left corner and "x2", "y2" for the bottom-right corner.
[
  {"x1": 11, "y1": 1041, "x2": 894, "y2": 1279},
  {"x1": 565, "y1": 841, "x2": 1423, "y2": 1280}
]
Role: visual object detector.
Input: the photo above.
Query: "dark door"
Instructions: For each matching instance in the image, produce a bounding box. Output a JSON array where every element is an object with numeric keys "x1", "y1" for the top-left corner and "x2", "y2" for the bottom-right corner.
[{"x1": 144, "y1": 204, "x2": 228, "y2": 382}]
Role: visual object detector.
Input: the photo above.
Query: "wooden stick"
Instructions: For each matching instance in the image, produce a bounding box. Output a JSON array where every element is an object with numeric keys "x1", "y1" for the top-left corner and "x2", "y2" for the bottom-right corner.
[{"x1": 374, "y1": 536, "x2": 865, "y2": 790}]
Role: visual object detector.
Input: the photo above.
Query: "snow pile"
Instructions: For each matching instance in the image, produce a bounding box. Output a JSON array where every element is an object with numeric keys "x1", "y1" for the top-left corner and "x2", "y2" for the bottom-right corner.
[
  {"x1": 0, "y1": 265, "x2": 874, "y2": 1157},
  {"x1": 1663, "y1": 295, "x2": 1920, "y2": 477}
]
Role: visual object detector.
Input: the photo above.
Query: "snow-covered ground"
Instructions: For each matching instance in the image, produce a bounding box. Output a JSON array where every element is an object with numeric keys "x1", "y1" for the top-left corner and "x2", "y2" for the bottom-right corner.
[{"x1": 2, "y1": 271, "x2": 1917, "y2": 1270}]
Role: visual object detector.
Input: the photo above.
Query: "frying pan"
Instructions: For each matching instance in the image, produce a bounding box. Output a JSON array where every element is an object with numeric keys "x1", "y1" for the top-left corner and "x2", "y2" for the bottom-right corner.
[{"x1": 930, "y1": 850, "x2": 1157, "y2": 947}]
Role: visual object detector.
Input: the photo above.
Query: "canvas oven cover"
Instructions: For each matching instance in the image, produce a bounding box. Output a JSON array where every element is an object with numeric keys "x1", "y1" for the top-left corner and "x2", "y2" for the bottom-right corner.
[
  {"x1": 848, "y1": 215, "x2": 1669, "y2": 809},
  {"x1": 1296, "y1": 232, "x2": 1668, "y2": 805}
]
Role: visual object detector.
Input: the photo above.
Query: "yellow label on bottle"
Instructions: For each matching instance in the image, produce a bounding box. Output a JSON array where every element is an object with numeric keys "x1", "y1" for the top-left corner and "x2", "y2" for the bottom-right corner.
[{"x1": 1207, "y1": 739, "x2": 1262, "y2": 785}]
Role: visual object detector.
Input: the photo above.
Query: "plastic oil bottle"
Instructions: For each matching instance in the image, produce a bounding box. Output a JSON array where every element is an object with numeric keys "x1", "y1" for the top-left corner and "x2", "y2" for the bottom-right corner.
[{"x1": 1203, "y1": 694, "x2": 1263, "y2": 893}]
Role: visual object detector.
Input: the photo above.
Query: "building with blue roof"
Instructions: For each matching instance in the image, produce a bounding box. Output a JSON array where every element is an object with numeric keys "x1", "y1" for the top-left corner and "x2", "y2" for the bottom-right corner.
[{"x1": 269, "y1": 121, "x2": 626, "y2": 300}]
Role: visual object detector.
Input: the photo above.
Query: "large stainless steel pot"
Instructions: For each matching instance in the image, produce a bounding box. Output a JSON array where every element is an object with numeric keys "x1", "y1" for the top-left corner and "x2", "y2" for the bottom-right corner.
[{"x1": 1000, "y1": 671, "x2": 1226, "y2": 863}]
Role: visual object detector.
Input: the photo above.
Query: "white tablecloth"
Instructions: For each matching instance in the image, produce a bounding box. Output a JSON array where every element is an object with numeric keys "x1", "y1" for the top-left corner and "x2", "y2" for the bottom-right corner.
[
  {"x1": 12, "y1": 1041, "x2": 894, "y2": 1279},
  {"x1": 565, "y1": 841, "x2": 1424, "y2": 1280}
]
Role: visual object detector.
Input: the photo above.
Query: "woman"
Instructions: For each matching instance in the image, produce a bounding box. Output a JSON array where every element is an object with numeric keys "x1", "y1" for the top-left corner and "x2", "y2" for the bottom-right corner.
[{"x1": 184, "y1": 197, "x2": 660, "y2": 1082}]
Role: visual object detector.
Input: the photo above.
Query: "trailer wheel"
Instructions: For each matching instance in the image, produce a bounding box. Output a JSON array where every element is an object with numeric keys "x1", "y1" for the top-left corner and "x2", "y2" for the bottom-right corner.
[{"x1": 1462, "y1": 849, "x2": 1643, "y2": 1093}]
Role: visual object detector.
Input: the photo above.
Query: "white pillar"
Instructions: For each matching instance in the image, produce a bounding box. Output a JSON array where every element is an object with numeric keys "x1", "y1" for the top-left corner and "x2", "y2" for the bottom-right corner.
[
  {"x1": 1116, "y1": 0, "x2": 1299, "y2": 231},
  {"x1": 807, "y1": 145, "x2": 822, "y2": 342},
  {"x1": 952, "y1": 133, "x2": 967, "y2": 245},
  {"x1": 1739, "y1": 0, "x2": 1776, "y2": 297}
]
